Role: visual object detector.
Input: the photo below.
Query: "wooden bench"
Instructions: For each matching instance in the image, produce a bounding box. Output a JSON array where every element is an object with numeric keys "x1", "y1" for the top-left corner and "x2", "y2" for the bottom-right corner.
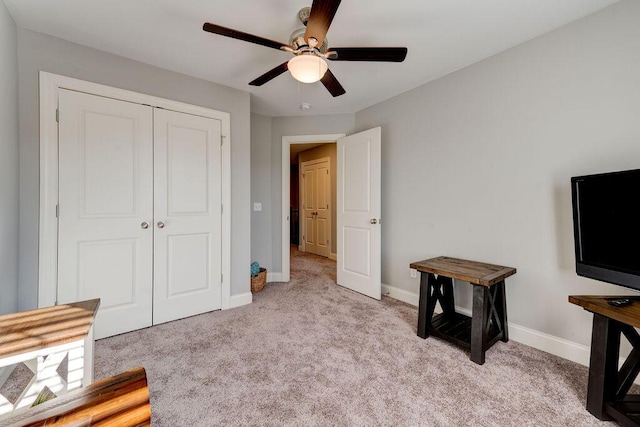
[
  {"x1": 0, "y1": 367, "x2": 151, "y2": 427},
  {"x1": 411, "y1": 256, "x2": 516, "y2": 364}
]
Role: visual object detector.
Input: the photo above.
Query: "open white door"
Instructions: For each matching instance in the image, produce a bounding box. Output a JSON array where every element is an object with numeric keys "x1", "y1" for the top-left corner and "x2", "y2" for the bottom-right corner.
[{"x1": 337, "y1": 127, "x2": 381, "y2": 299}]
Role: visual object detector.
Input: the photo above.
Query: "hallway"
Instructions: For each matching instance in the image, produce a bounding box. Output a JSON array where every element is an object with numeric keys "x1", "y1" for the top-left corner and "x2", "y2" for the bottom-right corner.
[{"x1": 287, "y1": 245, "x2": 336, "y2": 286}]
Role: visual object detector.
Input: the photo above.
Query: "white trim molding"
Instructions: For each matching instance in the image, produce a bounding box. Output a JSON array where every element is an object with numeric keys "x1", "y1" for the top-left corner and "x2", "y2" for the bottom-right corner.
[
  {"x1": 509, "y1": 322, "x2": 591, "y2": 366},
  {"x1": 267, "y1": 272, "x2": 284, "y2": 283},
  {"x1": 381, "y1": 283, "x2": 593, "y2": 367},
  {"x1": 38, "y1": 71, "x2": 232, "y2": 309},
  {"x1": 227, "y1": 292, "x2": 252, "y2": 309},
  {"x1": 281, "y1": 134, "x2": 345, "y2": 283},
  {"x1": 382, "y1": 283, "x2": 418, "y2": 306}
]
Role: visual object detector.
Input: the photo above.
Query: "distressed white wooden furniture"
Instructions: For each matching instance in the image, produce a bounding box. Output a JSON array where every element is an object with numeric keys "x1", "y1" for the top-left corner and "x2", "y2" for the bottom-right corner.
[{"x1": 0, "y1": 299, "x2": 99, "y2": 420}]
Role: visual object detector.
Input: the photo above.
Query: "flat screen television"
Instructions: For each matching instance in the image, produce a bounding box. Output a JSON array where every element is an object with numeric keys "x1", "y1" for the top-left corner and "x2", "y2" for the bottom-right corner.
[{"x1": 571, "y1": 168, "x2": 640, "y2": 291}]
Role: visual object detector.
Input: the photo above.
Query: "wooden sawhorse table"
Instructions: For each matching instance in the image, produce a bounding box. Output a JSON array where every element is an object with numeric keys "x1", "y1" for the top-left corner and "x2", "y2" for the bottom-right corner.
[
  {"x1": 410, "y1": 257, "x2": 516, "y2": 365},
  {"x1": 570, "y1": 295, "x2": 640, "y2": 425}
]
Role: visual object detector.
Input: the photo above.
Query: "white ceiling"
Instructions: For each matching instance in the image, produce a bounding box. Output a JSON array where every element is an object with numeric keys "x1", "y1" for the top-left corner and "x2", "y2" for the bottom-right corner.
[{"x1": 4, "y1": 0, "x2": 619, "y2": 117}]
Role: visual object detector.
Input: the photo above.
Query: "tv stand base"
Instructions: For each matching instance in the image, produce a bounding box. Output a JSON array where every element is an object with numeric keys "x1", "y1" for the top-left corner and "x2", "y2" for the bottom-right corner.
[{"x1": 570, "y1": 295, "x2": 640, "y2": 425}]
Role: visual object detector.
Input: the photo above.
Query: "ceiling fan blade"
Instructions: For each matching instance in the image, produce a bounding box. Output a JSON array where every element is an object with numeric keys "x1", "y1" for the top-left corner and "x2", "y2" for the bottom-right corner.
[
  {"x1": 320, "y1": 69, "x2": 346, "y2": 97},
  {"x1": 304, "y1": 0, "x2": 341, "y2": 47},
  {"x1": 203, "y1": 22, "x2": 288, "y2": 51},
  {"x1": 327, "y1": 47, "x2": 408, "y2": 62},
  {"x1": 249, "y1": 62, "x2": 290, "y2": 86}
]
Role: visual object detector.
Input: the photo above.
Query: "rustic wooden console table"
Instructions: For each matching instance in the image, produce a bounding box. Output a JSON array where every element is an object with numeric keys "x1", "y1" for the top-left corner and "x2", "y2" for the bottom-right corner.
[
  {"x1": 410, "y1": 257, "x2": 516, "y2": 365},
  {"x1": 0, "y1": 299, "x2": 100, "y2": 419},
  {"x1": 1, "y1": 367, "x2": 150, "y2": 427},
  {"x1": 570, "y1": 295, "x2": 640, "y2": 425}
]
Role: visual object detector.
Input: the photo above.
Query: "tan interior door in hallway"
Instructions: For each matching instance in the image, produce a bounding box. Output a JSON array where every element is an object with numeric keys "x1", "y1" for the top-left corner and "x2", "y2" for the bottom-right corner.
[{"x1": 301, "y1": 158, "x2": 331, "y2": 258}]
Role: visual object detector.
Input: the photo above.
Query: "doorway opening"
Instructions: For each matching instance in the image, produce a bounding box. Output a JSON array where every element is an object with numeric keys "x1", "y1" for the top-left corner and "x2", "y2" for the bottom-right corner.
[{"x1": 281, "y1": 134, "x2": 345, "y2": 282}]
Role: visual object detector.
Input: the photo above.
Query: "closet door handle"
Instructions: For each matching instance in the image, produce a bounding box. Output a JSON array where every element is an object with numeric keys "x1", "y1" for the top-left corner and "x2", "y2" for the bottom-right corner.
[
  {"x1": 157, "y1": 221, "x2": 165, "y2": 229},
  {"x1": 141, "y1": 221, "x2": 150, "y2": 229}
]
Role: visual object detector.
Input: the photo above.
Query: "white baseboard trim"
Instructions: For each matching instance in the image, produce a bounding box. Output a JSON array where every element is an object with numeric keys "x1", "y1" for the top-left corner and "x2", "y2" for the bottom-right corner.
[
  {"x1": 268, "y1": 272, "x2": 284, "y2": 283},
  {"x1": 382, "y1": 283, "x2": 419, "y2": 306},
  {"x1": 381, "y1": 283, "x2": 592, "y2": 367},
  {"x1": 226, "y1": 292, "x2": 252, "y2": 309},
  {"x1": 509, "y1": 322, "x2": 591, "y2": 366},
  {"x1": 329, "y1": 252, "x2": 337, "y2": 261}
]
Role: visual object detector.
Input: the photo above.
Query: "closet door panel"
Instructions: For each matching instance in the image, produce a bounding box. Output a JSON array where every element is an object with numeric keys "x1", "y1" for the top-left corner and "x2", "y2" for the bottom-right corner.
[
  {"x1": 153, "y1": 109, "x2": 222, "y2": 325},
  {"x1": 57, "y1": 89, "x2": 154, "y2": 339},
  {"x1": 167, "y1": 126, "x2": 210, "y2": 214}
]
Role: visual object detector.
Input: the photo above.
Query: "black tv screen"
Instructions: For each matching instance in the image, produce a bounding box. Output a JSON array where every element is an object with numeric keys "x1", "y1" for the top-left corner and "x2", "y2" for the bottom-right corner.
[{"x1": 571, "y1": 169, "x2": 640, "y2": 290}]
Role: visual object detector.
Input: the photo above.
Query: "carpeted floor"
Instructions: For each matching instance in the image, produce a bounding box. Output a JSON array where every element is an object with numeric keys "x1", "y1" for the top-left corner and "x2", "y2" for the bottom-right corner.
[{"x1": 93, "y1": 248, "x2": 607, "y2": 426}]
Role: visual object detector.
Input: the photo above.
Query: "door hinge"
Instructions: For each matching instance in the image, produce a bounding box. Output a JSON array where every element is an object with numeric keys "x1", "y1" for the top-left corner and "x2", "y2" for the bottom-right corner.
[
  {"x1": 326, "y1": 170, "x2": 329, "y2": 175},
  {"x1": 56, "y1": 204, "x2": 60, "y2": 218},
  {"x1": 326, "y1": 204, "x2": 329, "y2": 209},
  {"x1": 327, "y1": 239, "x2": 329, "y2": 244},
  {"x1": 220, "y1": 135, "x2": 224, "y2": 146},
  {"x1": 56, "y1": 108, "x2": 59, "y2": 123}
]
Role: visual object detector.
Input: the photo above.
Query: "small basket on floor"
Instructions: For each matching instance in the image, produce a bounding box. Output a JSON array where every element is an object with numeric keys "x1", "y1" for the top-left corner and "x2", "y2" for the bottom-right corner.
[{"x1": 251, "y1": 268, "x2": 267, "y2": 293}]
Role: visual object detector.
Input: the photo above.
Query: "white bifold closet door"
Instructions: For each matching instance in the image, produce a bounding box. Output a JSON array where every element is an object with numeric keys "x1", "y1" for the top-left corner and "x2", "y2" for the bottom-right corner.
[
  {"x1": 152, "y1": 108, "x2": 222, "y2": 324},
  {"x1": 57, "y1": 89, "x2": 221, "y2": 339}
]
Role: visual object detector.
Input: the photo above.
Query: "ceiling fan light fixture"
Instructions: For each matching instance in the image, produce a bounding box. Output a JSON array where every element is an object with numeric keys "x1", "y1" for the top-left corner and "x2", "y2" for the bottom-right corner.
[{"x1": 287, "y1": 55, "x2": 328, "y2": 84}]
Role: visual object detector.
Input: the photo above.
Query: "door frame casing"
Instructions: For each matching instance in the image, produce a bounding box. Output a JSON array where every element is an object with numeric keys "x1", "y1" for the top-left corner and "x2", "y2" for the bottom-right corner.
[
  {"x1": 38, "y1": 71, "x2": 232, "y2": 309},
  {"x1": 280, "y1": 134, "x2": 344, "y2": 282},
  {"x1": 299, "y1": 156, "x2": 331, "y2": 256}
]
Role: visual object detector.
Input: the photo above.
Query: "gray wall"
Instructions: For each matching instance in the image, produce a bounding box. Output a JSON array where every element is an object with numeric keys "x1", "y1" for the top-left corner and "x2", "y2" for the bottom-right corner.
[
  {"x1": 250, "y1": 113, "x2": 273, "y2": 270},
  {"x1": 268, "y1": 114, "x2": 355, "y2": 273},
  {"x1": 355, "y1": 0, "x2": 640, "y2": 346},
  {"x1": 0, "y1": 1, "x2": 19, "y2": 315},
  {"x1": 17, "y1": 29, "x2": 251, "y2": 309}
]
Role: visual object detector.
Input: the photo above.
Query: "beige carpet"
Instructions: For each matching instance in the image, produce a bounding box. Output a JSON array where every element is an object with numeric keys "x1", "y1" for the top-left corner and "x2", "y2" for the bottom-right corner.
[{"x1": 94, "y1": 249, "x2": 606, "y2": 426}]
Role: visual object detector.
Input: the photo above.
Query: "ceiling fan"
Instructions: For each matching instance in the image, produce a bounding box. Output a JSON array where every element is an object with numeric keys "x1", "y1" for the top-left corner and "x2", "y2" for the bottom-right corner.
[{"x1": 203, "y1": 0, "x2": 408, "y2": 97}]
